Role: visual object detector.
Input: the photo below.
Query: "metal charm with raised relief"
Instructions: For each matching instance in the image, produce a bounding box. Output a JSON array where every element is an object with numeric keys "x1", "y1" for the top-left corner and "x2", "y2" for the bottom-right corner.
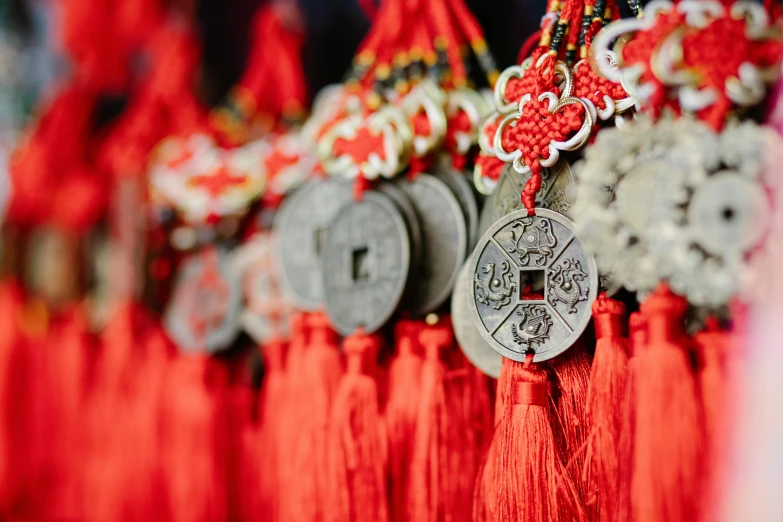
[
  {"x1": 468, "y1": 208, "x2": 597, "y2": 363},
  {"x1": 164, "y1": 247, "x2": 242, "y2": 353},
  {"x1": 452, "y1": 262, "x2": 502, "y2": 378},
  {"x1": 275, "y1": 178, "x2": 353, "y2": 310},
  {"x1": 398, "y1": 173, "x2": 467, "y2": 315},
  {"x1": 321, "y1": 191, "x2": 411, "y2": 336}
]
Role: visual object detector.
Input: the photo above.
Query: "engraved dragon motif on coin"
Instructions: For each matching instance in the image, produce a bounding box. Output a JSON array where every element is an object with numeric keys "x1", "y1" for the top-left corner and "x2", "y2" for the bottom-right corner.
[
  {"x1": 510, "y1": 305, "x2": 552, "y2": 349},
  {"x1": 547, "y1": 258, "x2": 588, "y2": 313},
  {"x1": 508, "y1": 218, "x2": 557, "y2": 266},
  {"x1": 475, "y1": 261, "x2": 516, "y2": 310}
]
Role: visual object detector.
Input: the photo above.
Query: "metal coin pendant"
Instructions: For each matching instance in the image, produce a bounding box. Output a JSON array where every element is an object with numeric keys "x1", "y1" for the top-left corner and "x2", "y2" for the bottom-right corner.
[
  {"x1": 435, "y1": 167, "x2": 479, "y2": 251},
  {"x1": 375, "y1": 181, "x2": 424, "y2": 301},
  {"x1": 452, "y1": 262, "x2": 502, "y2": 378},
  {"x1": 398, "y1": 173, "x2": 467, "y2": 315},
  {"x1": 469, "y1": 208, "x2": 597, "y2": 363},
  {"x1": 230, "y1": 232, "x2": 292, "y2": 344},
  {"x1": 164, "y1": 247, "x2": 243, "y2": 353},
  {"x1": 275, "y1": 178, "x2": 353, "y2": 310},
  {"x1": 321, "y1": 191, "x2": 411, "y2": 336}
]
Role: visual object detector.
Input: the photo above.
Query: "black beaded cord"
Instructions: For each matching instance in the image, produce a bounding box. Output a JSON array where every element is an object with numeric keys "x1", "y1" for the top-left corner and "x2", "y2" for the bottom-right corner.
[
  {"x1": 548, "y1": 20, "x2": 569, "y2": 53},
  {"x1": 627, "y1": 0, "x2": 642, "y2": 17}
]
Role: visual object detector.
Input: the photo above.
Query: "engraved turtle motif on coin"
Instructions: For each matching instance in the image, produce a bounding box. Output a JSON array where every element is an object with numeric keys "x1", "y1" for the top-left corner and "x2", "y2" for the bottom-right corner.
[
  {"x1": 469, "y1": 208, "x2": 597, "y2": 363},
  {"x1": 321, "y1": 191, "x2": 411, "y2": 336},
  {"x1": 275, "y1": 178, "x2": 353, "y2": 310},
  {"x1": 398, "y1": 173, "x2": 467, "y2": 315},
  {"x1": 164, "y1": 247, "x2": 243, "y2": 353},
  {"x1": 452, "y1": 262, "x2": 502, "y2": 378}
]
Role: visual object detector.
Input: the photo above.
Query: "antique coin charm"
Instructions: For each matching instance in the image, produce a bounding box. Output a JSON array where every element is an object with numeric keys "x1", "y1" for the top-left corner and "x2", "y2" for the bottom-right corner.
[
  {"x1": 275, "y1": 178, "x2": 353, "y2": 310},
  {"x1": 571, "y1": 118, "x2": 777, "y2": 308},
  {"x1": 321, "y1": 191, "x2": 411, "y2": 336},
  {"x1": 164, "y1": 247, "x2": 242, "y2": 353},
  {"x1": 398, "y1": 173, "x2": 467, "y2": 315},
  {"x1": 469, "y1": 209, "x2": 597, "y2": 363},
  {"x1": 435, "y1": 166, "x2": 479, "y2": 251},
  {"x1": 452, "y1": 262, "x2": 502, "y2": 378},
  {"x1": 230, "y1": 232, "x2": 292, "y2": 343}
]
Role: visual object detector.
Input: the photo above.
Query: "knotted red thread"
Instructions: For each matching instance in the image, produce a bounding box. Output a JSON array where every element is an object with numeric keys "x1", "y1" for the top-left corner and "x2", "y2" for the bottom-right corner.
[
  {"x1": 585, "y1": 294, "x2": 629, "y2": 522},
  {"x1": 632, "y1": 284, "x2": 704, "y2": 522},
  {"x1": 387, "y1": 320, "x2": 423, "y2": 522},
  {"x1": 325, "y1": 331, "x2": 389, "y2": 522}
]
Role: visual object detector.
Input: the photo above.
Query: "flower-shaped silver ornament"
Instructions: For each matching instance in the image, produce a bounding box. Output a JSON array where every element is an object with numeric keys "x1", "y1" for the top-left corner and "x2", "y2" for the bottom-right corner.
[{"x1": 572, "y1": 116, "x2": 777, "y2": 309}]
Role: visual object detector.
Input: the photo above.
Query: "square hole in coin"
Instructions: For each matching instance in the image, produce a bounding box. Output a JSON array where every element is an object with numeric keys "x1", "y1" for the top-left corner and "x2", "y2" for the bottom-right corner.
[
  {"x1": 352, "y1": 246, "x2": 370, "y2": 282},
  {"x1": 519, "y1": 268, "x2": 546, "y2": 300}
]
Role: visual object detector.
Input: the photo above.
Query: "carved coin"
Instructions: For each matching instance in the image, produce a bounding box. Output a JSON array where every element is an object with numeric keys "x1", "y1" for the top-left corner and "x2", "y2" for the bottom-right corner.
[
  {"x1": 492, "y1": 161, "x2": 576, "y2": 223},
  {"x1": 452, "y1": 262, "x2": 502, "y2": 378},
  {"x1": 375, "y1": 180, "x2": 423, "y2": 286},
  {"x1": 468, "y1": 208, "x2": 597, "y2": 363},
  {"x1": 397, "y1": 173, "x2": 468, "y2": 315},
  {"x1": 164, "y1": 247, "x2": 243, "y2": 353},
  {"x1": 435, "y1": 167, "x2": 479, "y2": 251},
  {"x1": 275, "y1": 178, "x2": 353, "y2": 310},
  {"x1": 321, "y1": 191, "x2": 411, "y2": 336},
  {"x1": 230, "y1": 232, "x2": 292, "y2": 344}
]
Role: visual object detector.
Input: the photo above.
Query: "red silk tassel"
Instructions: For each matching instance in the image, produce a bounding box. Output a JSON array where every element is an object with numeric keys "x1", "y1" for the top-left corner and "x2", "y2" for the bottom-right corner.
[
  {"x1": 632, "y1": 284, "x2": 704, "y2": 522},
  {"x1": 585, "y1": 294, "x2": 629, "y2": 522},
  {"x1": 386, "y1": 319, "x2": 423, "y2": 522},
  {"x1": 409, "y1": 323, "x2": 468, "y2": 522},
  {"x1": 615, "y1": 312, "x2": 645, "y2": 522},
  {"x1": 255, "y1": 339, "x2": 288, "y2": 521},
  {"x1": 159, "y1": 356, "x2": 230, "y2": 522},
  {"x1": 325, "y1": 331, "x2": 389, "y2": 522},
  {"x1": 304, "y1": 312, "x2": 344, "y2": 520},
  {"x1": 549, "y1": 342, "x2": 592, "y2": 522},
  {"x1": 491, "y1": 356, "x2": 571, "y2": 522}
]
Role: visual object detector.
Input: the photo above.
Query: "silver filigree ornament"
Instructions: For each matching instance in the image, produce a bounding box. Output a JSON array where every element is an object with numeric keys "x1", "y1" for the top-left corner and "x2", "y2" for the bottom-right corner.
[{"x1": 572, "y1": 116, "x2": 778, "y2": 309}]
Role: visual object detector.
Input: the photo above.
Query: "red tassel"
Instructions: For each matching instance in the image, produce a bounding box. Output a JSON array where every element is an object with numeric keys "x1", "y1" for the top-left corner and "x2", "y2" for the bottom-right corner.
[
  {"x1": 304, "y1": 312, "x2": 344, "y2": 520},
  {"x1": 491, "y1": 356, "x2": 572, "y2": 522},
  {"x1": 632, "y1": 284, "x2": 704, "y2": 522},
  {"x1": 615, "y1": 312, "x2": 645, "y2": 522},
  {"x1": 255, "y1": 338, "x2": 288, "y2": 521},
  {"x1": 325, "y1": 331, "x2": 389, "y2": 522},
  {"x1": 585, "y1": 294, "x2": 629, "y2": 522},
  {"x1": 159, "y1": 355, "x2": 230, "y2": 522},
  {"x1": 386, "y1": 319, "x2": 423, "y2": 522},
  {"x1": 409, "y1": 322, "x2": 465, "y2": 522},
  {"x1": 549, "y1": 342, "x2": 592, "y2": 522}
]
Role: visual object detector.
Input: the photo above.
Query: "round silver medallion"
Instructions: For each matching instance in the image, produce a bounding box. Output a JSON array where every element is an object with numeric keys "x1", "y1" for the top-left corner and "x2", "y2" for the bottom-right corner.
[
  {"x1": 397, "y1": 173, "x2": 467, "y2": 315},
  {"x1": 164, "y1": 247, "x2": 243, "y2": 353},
  {"x1": 468, "y1": 208, "x2": 598, "y2": 363},
  {"x1": 230, "y1": 232, "x2": 293, "y2": 343},
  {"x1": 452, "y1": 262, "x2": 502, "y2": 378},
  {"x1": 435, "y1": 167, "x2": 479, "y2": 251},
  {"x1": 321, "y1": 191, "x2": 411, "y2": 336},
  {"x1": 275, "y1": 178, "x2": 353, "y2": 310}
]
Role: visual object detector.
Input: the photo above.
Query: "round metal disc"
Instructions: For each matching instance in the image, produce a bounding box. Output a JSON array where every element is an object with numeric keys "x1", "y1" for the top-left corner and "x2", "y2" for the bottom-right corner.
[
  {"x1": 321, "y1": 191, "x2": 411, "y2": 336},
  {"x1": 230, "y1": 232, "x2": 292, "y2": 344},
  {"x1": 397, "y1": 173, "x2": 467, "y2": 315},
  {"x1": 491, "y1": 161, "x2": 576, "y2": 223},
  {"x1": 688, "y1": 171, "x2": 769, "y2": 258},
  {"x1": 452, "y1": 262, "x2": 502, "y2": 378},
  {"x1": 435, "y1": 167, "x2": 479, "y2": 251},
  {"x1": 468, "y1": 208, "x2": 598, "y2": 363},
  {"x1": 164, "y1": 248, "x2": 243, "y2": 353},
  {"x1": 275, "y1": 178, "x2": 353, "y2": 310}
]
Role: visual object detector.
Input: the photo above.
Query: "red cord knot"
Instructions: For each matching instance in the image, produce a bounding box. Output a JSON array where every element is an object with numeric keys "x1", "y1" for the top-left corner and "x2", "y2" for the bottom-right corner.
[
  {"x1": 307, "y1": 311, "x2": 338, "y2": 346},
  {"x1": 418, "y1": 324, "x2": 453, "y2": 362},
  {"x1": 592, "y1": 292, "x2": 627, "y2": 340},
  {"x1": 511, "y1": 376, "x2": 550, "y2": 407},
  {"x1": 262, "y1": 338, "x2": 286, "y2": 373},
  {"x1": 639, "y1": 283, "x2": 688, "y2": 344},
  {"x1": 344, "y1": 329, "x2": 381, "y2": 375}
]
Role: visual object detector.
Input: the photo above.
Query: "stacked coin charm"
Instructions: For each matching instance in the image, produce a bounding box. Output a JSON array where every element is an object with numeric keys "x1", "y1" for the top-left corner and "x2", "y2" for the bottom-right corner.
[{"x1": 468, "y1": 209, "x2": 597, "y2": 362}]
